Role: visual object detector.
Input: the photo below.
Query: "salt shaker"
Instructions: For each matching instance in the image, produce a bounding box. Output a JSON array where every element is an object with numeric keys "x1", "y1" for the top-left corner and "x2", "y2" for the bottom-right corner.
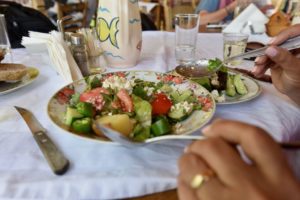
[{"x1": 70, "y1": 33, "x2": 90, "y2": 77}]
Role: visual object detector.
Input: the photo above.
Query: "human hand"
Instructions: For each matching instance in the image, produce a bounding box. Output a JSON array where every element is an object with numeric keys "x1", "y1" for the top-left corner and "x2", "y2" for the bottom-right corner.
[
  {"x1": 177, "y1": 119, "x2": 300, "y2": 200},
  {"x1": 253, "y1": 25, "x2": 300, "y2": 105}
]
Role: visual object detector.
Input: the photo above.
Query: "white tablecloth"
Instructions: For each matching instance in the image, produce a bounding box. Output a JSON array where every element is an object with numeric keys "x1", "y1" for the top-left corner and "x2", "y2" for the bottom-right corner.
[{"x1": 1, "y1": 31, "x2": 300, "y2": 199}]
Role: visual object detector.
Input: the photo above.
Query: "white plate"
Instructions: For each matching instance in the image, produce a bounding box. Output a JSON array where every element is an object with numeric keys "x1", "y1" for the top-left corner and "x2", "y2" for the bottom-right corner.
[
  {"x1": 217, "y1": 72, "x2": 261, "y2": 105},
  {"x1": 0, "y1": 67, "x2": 39, "y2": 95},
  {"x1": 47, "y1": 71, "x2": 216, "y2": 144}
]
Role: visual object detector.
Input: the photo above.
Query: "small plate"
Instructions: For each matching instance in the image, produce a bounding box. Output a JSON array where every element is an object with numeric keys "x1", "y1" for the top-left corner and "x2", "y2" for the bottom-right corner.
[
  {"x1": 170, "y1": 69, "x2": 261, "y2": 105},
  {"x1": 0, "y1": 67, "x2": 39, "y2": 95},
  {"x1": 217, "y1": 72, "x2": 262, "y2": 105}
]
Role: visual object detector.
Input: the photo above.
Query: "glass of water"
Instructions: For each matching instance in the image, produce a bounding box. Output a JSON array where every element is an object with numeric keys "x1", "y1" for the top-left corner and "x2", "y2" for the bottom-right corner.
[
  {"x1": 223, "y1": 33, "x2": 248, "y2": 65},
  {"x1": 0, "y1": 14, "x2": 12, "y2": 63},
  {"x1": 175, "y1": 14, "x2": 200, "y2": 64}
]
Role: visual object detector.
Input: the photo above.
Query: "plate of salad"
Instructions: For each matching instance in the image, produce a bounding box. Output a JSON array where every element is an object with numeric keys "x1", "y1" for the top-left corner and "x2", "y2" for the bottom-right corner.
[
  {"x1": 173, "y1": 59, "x2": 262, "y2": 104},
  {"x1": 47, "y1": 71, "x2": 215, "y2": 143}
]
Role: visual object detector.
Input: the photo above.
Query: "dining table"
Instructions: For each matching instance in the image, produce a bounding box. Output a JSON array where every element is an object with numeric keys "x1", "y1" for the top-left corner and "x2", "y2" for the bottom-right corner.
[{"x1": 0, "y1": 31, "x2": 300, "y2": 199}]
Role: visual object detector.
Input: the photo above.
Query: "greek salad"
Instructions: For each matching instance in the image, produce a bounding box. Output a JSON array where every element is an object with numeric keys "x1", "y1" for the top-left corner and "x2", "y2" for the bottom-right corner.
[{"x1": 55, "y1": 72, "x2": 213, "y2": 142}]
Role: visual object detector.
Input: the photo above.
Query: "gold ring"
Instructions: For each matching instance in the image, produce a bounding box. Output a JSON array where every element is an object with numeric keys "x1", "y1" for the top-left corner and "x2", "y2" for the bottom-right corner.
[{"x1": 190, "y1": 169, "x2": 215, "y2": 189}]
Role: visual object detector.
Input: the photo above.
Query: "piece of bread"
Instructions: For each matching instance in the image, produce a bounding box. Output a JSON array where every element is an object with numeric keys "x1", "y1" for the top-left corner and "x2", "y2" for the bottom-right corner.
[{"x1": 0, "y1": 64, "x2": 28, "y2": 81}]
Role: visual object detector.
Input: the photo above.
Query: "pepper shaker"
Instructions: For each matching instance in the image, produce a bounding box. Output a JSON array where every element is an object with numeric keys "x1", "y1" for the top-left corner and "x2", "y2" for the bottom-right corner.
[{"x1": 70, "y1": 33, "x2": 90, "y2": 77}]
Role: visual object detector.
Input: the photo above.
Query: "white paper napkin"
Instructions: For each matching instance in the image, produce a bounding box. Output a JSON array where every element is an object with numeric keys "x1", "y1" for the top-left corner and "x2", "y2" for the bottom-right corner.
[
  {"x1": 223, "y1": 4, "x2": 269, "y2": 34},
  {"x1": 22, "y1": 31, "x2": 83, "y2": 83}
]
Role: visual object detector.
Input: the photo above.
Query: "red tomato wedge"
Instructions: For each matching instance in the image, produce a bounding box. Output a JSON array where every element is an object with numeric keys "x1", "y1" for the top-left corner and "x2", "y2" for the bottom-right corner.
[
  {"x1": 116, "y1": 89, "x2": 133, "y2": 112},
  {"x1": 151, "y1": 93, "x2": 172, "y2": 115},
  {"x1": 79, "y1": 87, "x2": 109, "y2": 102},
  {"x1": 56, "y1": 87, "x2": 75, "y2": 104}
]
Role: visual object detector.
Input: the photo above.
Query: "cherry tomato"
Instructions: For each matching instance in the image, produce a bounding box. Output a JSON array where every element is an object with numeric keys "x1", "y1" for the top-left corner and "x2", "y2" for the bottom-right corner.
[{"x1": 151, "y1": 93, "x2": 172, "y2": 115}]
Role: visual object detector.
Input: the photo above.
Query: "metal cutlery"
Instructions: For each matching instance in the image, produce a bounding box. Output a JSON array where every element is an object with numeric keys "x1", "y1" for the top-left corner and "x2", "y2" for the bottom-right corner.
[
  {"x1": 175, "y1": 36, "x2": 300, "y2": 78},
  {"x1": 226, "y1": 35, "x2": 300, "y2": 62},
  {"x1": 15, "y1": 106, "x2": 69, "y2": 175},
  {"x1": 96, "y1": 123, "x2": 300, "y2": 150},
  {"x1": 95, "y1": 123, "x2": 205, "y2": 147}
]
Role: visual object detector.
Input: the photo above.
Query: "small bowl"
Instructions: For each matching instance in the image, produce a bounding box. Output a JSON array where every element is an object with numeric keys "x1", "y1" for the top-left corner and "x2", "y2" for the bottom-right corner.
[{"x1": 175, "y1": 59, "x2": 216, "y2": 78}]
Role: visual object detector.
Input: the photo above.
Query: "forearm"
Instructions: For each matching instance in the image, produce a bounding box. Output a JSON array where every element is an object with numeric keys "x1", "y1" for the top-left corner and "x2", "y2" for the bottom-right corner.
[
  {"x1": 198, "y1": 2, "x2": 236, "y2": 25},
  {"x1": 199, "y1": 8, "x2": 228, "y2": 25}
]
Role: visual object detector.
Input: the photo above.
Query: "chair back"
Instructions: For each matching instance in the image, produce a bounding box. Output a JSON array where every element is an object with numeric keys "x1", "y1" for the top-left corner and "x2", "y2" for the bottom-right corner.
[
  {"x1": 57, "y1": 1, "x2": 87, "y2": 32},
  {"x1": 162, "y1": 0, "x2": 195, "y2": 31}
]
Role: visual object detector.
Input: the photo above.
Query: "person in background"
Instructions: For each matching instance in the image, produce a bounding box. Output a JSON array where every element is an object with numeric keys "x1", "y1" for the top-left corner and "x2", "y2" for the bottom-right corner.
[
  {"x1": 195, "y1": 0, "x2": 238, "y2": 25},
  {"x1": 177, "y1": 24, "x2": 300, "y2": 200},
  {"x1": 195, "y1": 0, "x2": 272, "y2": 25}
]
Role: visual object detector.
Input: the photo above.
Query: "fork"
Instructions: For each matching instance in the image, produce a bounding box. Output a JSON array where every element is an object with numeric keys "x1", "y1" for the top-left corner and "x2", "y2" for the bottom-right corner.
[
  {"x1": 95, "y1": 123, "x2": 300, "y2": 149},
  {"x1": 95, "y1": 123, "x2": 205, "y2": 147}
]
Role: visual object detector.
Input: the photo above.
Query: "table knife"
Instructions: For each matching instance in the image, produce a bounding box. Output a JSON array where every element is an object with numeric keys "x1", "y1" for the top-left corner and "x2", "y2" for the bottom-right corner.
[{"x1": 15, "y1": 106, "x2": 69, "y2": 175}]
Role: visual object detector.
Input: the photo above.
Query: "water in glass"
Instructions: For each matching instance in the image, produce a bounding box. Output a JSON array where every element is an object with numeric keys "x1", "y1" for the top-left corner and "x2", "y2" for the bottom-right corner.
[{"x1": 175, "y1": 14, "x2": 199, "y2": 64}]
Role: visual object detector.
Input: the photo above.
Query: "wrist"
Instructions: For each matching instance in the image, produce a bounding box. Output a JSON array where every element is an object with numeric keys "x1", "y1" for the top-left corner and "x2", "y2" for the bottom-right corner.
[{"x1": 224, "y1": 6, "x2": 230, "y2": 15}]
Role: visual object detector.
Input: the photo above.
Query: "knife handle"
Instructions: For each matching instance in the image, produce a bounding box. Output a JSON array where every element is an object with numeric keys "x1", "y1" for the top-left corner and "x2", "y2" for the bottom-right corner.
[{"x1": 33, "y1": 131, "x2": 69, "y2": 175}]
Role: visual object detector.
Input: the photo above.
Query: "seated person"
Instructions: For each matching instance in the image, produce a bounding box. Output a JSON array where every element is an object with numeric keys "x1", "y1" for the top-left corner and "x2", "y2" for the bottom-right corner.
[
  {"x1": 195, "y1": 0, "x2": 238, "y2": 25},
  {"x1": 195, "y1": 0, "x2": 273, "y2": 25}
]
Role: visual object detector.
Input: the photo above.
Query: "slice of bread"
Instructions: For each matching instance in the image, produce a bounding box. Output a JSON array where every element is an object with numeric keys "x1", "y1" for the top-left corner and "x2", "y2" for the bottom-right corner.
[{"x1": 0, "y1": 64, "x2": 28, "y2": 81}]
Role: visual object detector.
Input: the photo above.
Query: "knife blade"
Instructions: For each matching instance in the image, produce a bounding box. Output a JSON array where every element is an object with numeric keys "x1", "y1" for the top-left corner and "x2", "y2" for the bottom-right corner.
[{"x1": 15, "y1": 106, "x2": 69, "y2": 175}]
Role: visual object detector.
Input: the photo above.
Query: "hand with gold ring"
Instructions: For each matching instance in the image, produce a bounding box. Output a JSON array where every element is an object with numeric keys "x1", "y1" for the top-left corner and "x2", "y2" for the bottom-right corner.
[
  {"x1": 253, "y1": 24, "x2": 300, "y2": 106},
  {"x1": 177, "y1": 119, "x2": 300, "y2": 200}
]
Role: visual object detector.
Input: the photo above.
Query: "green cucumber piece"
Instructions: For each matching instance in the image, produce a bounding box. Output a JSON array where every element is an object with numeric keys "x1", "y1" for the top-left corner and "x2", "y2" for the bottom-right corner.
[
  {"x1": 234, "y1": 74, "x2": 248, "y2": 95},
  {"x1": 168, "y1": 105, "x2": 192, "y2": 122},
  {"x1": 151, "y1": 117, "x2": 171, "y2": 136},
  {"x1": 226, "y1": 75, "x2": 236, "y2": 97},
  {"x1": 65, "y1": 107, "x2": 84, "y2": 126}
]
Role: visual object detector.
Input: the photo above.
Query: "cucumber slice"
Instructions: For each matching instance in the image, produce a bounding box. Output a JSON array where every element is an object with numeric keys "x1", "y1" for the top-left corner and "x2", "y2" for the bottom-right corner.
[
  {"x1": 65, "y1": 107, "x2": 83, "y2": 126},
  {"x1": 226, "y1": 75, "x2": 236, "y2": 97},
  {"x1": 234, "y1": 74, "x2": 248, "y2": 95},
  {"x1": 168, "y1": 104, "x2": 192, "y2": 122}
]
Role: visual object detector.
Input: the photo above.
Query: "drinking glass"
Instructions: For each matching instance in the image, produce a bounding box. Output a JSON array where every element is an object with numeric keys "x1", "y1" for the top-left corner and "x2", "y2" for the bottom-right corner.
[
  {"x1": 175, "y1": 14, "x2": 200, "y2": 64},
  {"x1": 0, "y1": 14, "x2": 12, "y2": 63},
  {"x1": 223, "y1": 33, "x2": 248, "y2": 65}
]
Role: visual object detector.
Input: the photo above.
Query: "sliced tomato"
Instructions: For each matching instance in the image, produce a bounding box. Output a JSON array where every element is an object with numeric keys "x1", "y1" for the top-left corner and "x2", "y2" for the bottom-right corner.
[
  {"x1": 61, "y1": 87, "x2": 75, "y2": 97},
  {"x1": 198, "y1": 96, "x2": 212, "y2": 111},
  {"x1": 79, "y1": 87, "x2": 109, "y2": 102},
  {"x1": 151, "y1": 93, "x2": 172, "y2": 115},
  {"x1": 56, "y1": 87, "x2": 75, "y2": 104},
  {"x1": 111, "y1": 99, "x2": 121, "y2": 109},
  {"x1": 116, "y1": 89, "x2": 133, "y2": 112},
  {"x1": 56, "y1": 92, "x2": 69, "y2": 104}
]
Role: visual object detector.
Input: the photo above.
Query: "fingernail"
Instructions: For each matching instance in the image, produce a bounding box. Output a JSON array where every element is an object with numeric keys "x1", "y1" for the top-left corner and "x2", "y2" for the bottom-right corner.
[
  {"x1": 266, "y1": 47, "x2": 278, "y2": 57},
  {"x1": 254, "y1": 57, "x2": 260, "y2": 63},
  {"x1": 184, "y1": 146, "x2": 189, "y2": 153},
  {"x1": 268, "y1": 37, "x2": 275, "y2": 44},
  {"x1": 252, "y1": 66, "x2": 258, "y2": 73},
  {"x1": 202, "y1": 125, "x2": 211, "y2": 135}
]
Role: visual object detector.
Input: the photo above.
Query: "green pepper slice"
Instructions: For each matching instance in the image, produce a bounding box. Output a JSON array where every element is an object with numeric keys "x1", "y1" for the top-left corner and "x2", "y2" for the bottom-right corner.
[
  {"x1": 76, "y1": 102, "x2": 93, "y2": 117},
  {"x1": 72, "y1": 117, "x2": 92, "y2": 133}
]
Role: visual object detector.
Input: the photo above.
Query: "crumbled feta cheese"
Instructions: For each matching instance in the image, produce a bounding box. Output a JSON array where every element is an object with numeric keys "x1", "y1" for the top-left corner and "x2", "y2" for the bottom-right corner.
[
  {"x1": 102, "y1": 75, "x2": 135, "y2": 92},
  {"x1": 211, "y1": 74, "x2": 219, "y2": 86},
  {"x1": 171, "y1": 101, "x2": 194, "y2": 113},
  {"x1": 211, "y1": 89, "x2": 225, "y2": 103},
  {"x1": 144, "y1": 86, "x2": 155, "y2": 96}
]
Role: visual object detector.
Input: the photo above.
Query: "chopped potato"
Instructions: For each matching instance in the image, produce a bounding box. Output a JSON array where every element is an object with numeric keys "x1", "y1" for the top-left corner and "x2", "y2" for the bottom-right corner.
[{"x1": 95, "y1": 114, "x2": 134, "y2": 136}]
